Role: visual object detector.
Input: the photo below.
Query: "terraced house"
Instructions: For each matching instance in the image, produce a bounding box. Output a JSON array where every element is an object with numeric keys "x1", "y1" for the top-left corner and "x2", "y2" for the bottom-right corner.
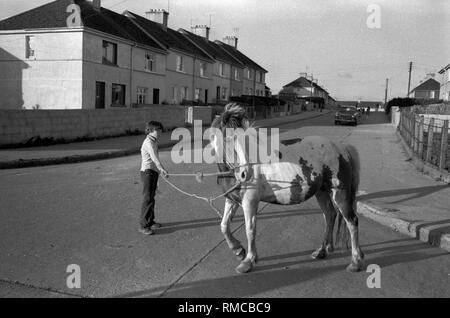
[
  {"x1": 178, "y1": 27, "x2": 244, "y2": 103},
  {"x1": 0, "y1": 0, "x2": 268, "y2": 109}
]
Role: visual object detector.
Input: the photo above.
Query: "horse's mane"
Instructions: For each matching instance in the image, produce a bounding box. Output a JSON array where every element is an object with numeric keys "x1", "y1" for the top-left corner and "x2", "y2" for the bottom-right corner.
[{"x1": 211, "y1": 103, "x2": 250, "y2": 131}]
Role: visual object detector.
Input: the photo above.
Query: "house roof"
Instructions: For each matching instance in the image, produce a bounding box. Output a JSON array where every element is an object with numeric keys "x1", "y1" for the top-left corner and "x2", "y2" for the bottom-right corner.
[
  {"x1": 178, "y1": 29, "x2": 243, "y2": 66},
  {"x1": 411, "y1": 78, "x2": 440, "y2": 92},
  {"x1": 215, "y1": 40, "x2": 268, "y2": 73},
  {"x1": 0, "y1": 0, "x2": 164, "y2": 51},
  {"x1": 283, "y1": 76, "x2": 329, "y2": 94},
  {"x1": 124, "y1": 12, "x2": 212, "y2": 61}
]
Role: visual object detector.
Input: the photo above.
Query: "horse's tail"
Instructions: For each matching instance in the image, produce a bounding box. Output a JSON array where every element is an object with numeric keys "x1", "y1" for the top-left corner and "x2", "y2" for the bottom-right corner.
[{"x1": 335, "y1": 144, "x2": 360, "y2": 250}]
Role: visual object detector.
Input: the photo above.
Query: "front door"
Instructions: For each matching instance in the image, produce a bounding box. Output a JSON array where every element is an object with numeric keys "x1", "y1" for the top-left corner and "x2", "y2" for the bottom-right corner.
[
  {"x1": 153, "y1": 88, "x2": 160, "y2": 104},
  {"x1": 95, "y1": 82, "x2": 105, "y2": 109},
  {"x1": 216, "y1": 86, "x2": 220, "y2": 102}
]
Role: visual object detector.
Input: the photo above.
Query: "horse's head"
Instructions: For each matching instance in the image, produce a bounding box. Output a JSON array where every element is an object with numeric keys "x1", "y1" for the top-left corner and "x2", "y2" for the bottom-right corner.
[{"x1": 210, "y1": 103, "x2": 252, "y2": 183}]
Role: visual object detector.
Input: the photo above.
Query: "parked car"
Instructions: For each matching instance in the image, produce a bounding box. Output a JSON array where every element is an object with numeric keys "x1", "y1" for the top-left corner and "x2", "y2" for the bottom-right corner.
[{"x1": 335, "y1": 105, "x2": 361, "y2": 126}]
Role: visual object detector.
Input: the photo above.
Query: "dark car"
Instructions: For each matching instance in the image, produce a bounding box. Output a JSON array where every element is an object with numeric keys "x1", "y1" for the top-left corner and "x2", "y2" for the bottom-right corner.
[{"x1": 335, "y1": 105, "x2": 361, "y2": 126}]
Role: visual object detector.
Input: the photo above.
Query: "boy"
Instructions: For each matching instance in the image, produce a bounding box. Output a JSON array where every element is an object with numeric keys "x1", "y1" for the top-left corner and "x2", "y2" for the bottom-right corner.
[{"x1": 139, "y1": 121, "x2": 169, "y2": 235}]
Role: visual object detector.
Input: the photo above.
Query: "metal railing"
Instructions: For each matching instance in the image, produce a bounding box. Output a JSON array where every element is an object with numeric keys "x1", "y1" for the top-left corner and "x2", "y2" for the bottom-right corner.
[{"x1": 398, "y1": 108, "x2": 449, "y2": 172}]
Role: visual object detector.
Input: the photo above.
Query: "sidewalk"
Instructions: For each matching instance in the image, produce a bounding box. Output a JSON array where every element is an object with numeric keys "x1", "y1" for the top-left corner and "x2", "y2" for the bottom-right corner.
[
  {"x1": 346, "y1": 115, "x2": 450, "y2": 253},
  {"x1": 0, "y1": 109, "x2": 330, "y2": 169}
]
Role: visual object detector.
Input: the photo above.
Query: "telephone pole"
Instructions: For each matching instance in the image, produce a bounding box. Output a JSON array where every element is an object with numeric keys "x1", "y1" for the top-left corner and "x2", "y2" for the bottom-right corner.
[
  {"x1": 384, "y1": 78, "x2": 389, "y2": 107},
  {"x1": 407, "y1": 62, "x2": 412, "y2": 97}
]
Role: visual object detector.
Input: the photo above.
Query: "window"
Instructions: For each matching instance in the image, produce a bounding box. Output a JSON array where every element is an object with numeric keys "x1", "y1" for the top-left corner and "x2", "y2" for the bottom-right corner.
[
  {"x1": 200, "y1": 62, "x2": 207, "y2": 77},
  {"x1": 176, "y1": 55, "x2": 184, "y2": 72},
  {"x1": 256, "y1": 71, "x2": 260, "y2": 82},
  {"x1": 194, "y1": 88, "x2": 201, "y2": 100},
  {"x1": 103, "y1": 41, "x2": 117, "y2": 65},
  {"x1": 246, "y1": 69, "x2": 252, "y2": 80},
  {"x1": 111, "y1": 84, "x2": 125, "y2": 106},
  {"x1": 260, "y1": 72, "x2": 264, "y2": 83},
  {"x1": 221, "y1": 87, "x2": 228, "y2": 100},
  {"x1": 249, "y1": 88, "x2": 253, "y2": 95},
  {"x1": 234, "y1": 68, "x2": 239, "y2": 80},
  {"x1": 137, "y1": 87, "x2": 148, "y2": 104},
  {"x1": 145, "y1": 53, "x2": 155, "y2": 72},
  {"x1": 180, "y1": 86, "x2": 188, "y2": 101},
  {"x1": 25, "y1": 35, "x2": 35, "y2": 59},
  {"x1": 172, "y1": 86, "x2": 178, "y2": 103},
  {"x1": 219, "y1": 63, "x2": 225, "y2": 76}
]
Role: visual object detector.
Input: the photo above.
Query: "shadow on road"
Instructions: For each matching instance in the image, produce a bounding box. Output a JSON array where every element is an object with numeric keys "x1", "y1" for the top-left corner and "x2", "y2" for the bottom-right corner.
[
  {"x1": 357, "y1": 184, "x2": 449, "y2": 203},
  {"x1": 156, "y1": 208, "x2": 321, "y2": 235},
  {"x1": 113, "y1": 237, "x2": 446, "y2": 298}
]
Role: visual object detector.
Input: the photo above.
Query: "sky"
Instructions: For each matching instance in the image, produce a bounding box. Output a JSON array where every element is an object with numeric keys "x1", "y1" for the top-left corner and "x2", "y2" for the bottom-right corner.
[{"x1": 1, "y1": 0, "x2": 449, "y2": 101}]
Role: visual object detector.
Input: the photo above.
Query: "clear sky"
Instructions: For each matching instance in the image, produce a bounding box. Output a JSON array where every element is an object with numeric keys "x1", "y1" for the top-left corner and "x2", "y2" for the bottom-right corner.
[{"x1": 1, "y1": 0, "x2": 449, "y2": 101}]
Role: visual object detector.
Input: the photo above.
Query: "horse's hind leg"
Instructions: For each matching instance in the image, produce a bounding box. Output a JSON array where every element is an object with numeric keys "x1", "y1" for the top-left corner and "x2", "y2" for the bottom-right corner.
[
  {"x1": 331, "y1": 189, "x2": 364, "y2": 272},
  {"x1": 221, "y1": 199, "x2": 246, "y2": 261},
  {"x1": 312, "y1": 190, "x2": 337, "y2": 259}
]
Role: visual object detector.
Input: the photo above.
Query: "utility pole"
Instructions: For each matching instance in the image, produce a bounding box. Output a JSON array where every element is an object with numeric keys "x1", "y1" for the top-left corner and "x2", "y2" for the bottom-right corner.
[
  {"x1": 407, "y1": 62, "x2": 412, "y2": 97},
  {"x1": 384, "y1": 78, "x2": 389, "y2": 107}
]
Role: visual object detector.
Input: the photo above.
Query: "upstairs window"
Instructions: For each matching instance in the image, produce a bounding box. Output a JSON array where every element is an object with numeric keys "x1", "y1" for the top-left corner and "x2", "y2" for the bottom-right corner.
[
  {"x1": 234, "y1": 68, "x2": 239, "y2": 80},
  {"x1": 219, "y1": 63, "x2": 225, "y2": 76},
  {"x1": 246, "y1": 69, "x2": 252, "y2": 80},
  {"x1": 25, "y1": 35, "x2": 35, "y2": 59},
  {"x1": 176, "y1": 55, "x2": 184, "y2": 72},
  {"x1": 102, "y1": 41, "x2": 117, "y2": 65},
  {"x1": 260, "y1": 72, "x2": 264, "y2": 83},
  {"x1": 200, "y1": 62, "x2": 207, "y2": 77},
  {"x1": 145, "y1": 53, "x2": 155, "y2": 72}
]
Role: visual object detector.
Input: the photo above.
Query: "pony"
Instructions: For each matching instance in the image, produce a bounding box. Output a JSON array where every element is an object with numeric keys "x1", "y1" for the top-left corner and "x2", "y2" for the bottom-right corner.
[{"x1": 209, "y1": 103, "x2": 364, "y2": 274}]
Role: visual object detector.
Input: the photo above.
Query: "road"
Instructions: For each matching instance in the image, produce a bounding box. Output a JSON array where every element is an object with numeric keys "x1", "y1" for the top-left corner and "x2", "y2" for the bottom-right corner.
[{"x1": 0, "y1": 111, "x2": 449, "y2": 298}]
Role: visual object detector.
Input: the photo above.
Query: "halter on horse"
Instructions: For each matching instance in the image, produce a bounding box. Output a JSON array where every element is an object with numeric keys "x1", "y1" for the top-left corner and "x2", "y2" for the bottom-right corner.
[{"x1": 210, "y1": 103, "x2": 365, "y2": 274}]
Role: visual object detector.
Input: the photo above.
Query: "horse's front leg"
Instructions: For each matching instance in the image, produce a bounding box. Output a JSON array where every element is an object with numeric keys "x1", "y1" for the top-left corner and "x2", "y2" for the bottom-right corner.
[
  {"x1": 221, "y1": 198, "x2": 246, "y2": 261},
  {"x1": 236, "y1": 198, "x2": 259, "y2": 274}
]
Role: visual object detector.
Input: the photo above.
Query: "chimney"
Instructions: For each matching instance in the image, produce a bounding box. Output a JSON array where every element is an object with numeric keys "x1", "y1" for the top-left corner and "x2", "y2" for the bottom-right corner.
[
  {"x1": 191, "y1": 25, "x2": 210, "y2": 40},
  {"x1": 425, "y1": 73, "x2": 435, "y2": 80},
  {"x1": 223, "y1": 35, "x2": 238, "y2": 49},
  {"x1": 88, "y1": 0, "x2": 101, "y2": 9},
  {"x1": 145, "y1": 9, "x2": 169, "y2": 28}
]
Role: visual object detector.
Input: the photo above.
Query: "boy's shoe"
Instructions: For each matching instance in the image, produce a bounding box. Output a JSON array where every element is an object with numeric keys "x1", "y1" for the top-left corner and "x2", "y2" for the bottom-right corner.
[
  {"x1": 139, "y1": 227, "x2": 155, "y2": 235},
  {"x1": 150, "y1": 222, "x2": 162, "y2": 229}
]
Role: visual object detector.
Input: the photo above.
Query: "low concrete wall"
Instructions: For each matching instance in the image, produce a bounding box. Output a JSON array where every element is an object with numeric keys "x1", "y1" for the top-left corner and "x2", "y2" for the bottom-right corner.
[{"x1": 0, "y1": 105, "x2": 209, "y2": 146}]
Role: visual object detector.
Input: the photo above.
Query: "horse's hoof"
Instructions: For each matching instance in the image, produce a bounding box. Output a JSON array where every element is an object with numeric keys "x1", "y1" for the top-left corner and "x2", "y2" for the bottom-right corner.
[
  {"x1": 235, "y1": 260, "x2": 253, "y2": 274},
  {"x1": 346, "y1": 262, "x2": 362, "y2": 272},
  {"x1": 234, "y1": 247, "x2": 246, "y2": 261},
  {"x1": 311, "y1": 248, "x2": 327, "y2": 259}
]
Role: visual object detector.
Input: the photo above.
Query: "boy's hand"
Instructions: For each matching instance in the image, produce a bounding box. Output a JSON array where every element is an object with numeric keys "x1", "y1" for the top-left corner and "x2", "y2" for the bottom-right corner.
[{"x1": 160, "y1": 168, "x2": 169, "y2": 178}]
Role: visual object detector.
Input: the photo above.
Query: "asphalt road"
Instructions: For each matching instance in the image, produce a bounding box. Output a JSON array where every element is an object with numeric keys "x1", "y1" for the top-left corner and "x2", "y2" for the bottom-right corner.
[{"x1": 1, "y1": 112, "x2": 449, "y2": 297}]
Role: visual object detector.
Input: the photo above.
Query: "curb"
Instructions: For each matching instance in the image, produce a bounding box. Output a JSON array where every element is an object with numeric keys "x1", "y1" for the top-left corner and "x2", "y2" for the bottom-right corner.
[
  {"x1": 358, "y1": 201, "x2": 450, "y2": 253},
  {"x1": 0, "y1": 141, "x2": 178, "y2": 169},
  {"x1": 0, "y1": 111, "x2": 331, "y2": 169}
]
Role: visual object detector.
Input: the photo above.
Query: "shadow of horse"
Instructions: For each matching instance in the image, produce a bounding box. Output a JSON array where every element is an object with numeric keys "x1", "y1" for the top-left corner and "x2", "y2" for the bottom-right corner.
[
  {"x1": 156, "y1": 208, "x2": 322, "y2": 235},
  {"x1": 112, "y1": 237, "x2": 446, "y2": 298},
  {"x1": 357, "y1": 184, "x2": 449, "y2": 204}
]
